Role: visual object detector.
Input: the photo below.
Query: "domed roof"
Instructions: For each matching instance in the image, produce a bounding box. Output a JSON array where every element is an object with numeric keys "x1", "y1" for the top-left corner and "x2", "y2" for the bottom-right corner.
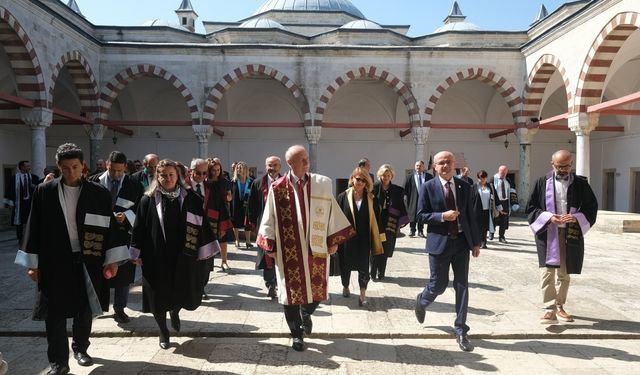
[
  {"x1": 255, "y1": 0, "x2": 365, "y2": 19},
  {"x1": 141, "y1": 19, "x2": 189, "y2": 31},
  {"x1": 433, "y1": 21, "x2": 481, "y2": 33},
  {"x1": 239, "y1": 18, "x2": 287, "y2": 30},
  {"x1": 340, "y1": 20, "x2": 382, "y2": 30}
]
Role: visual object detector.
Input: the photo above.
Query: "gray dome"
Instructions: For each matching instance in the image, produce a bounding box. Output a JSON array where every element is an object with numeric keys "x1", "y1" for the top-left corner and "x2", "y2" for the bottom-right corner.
[
  {"x1": 141, "y1": 19, "x2": 189, "y2": 31},
  {"x1": 239, "y1": 18, "x2": 287, "y2": 30},
  {"x1": 255, "y1": 0, "x2": 365, "y2": 19},
  {"x1": 340, "y1": 20, "x2": 382, "y2": 30},
  {"x1": 433, "y1": 21, "x2": 481, "y2": 33}
]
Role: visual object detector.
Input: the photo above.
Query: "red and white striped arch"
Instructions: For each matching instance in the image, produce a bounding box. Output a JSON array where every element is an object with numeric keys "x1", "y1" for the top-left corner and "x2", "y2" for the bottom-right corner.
[
  {"x1": 315, "y1": 66, "x2": 421, "y2": 127},
  {"x1": 0, "y1": 6, "x2": 46, "y2": 106},
  {"x1": 574, "y1": 12, "x2": 640, "y2": 113},
  {"x1": 49, "y1": 50, "x2": 98, "y2": 115},
  {"x1": 202, "y1": 64, "x2": 311, "y2": 126},
  {"x1": 98, "y1": 64, "x2": 199, "y2": 124},
  {"x1": 523, "y1": 54, "x2": 571, "y2": 119},
  {"x1": 424, "y1": 68, "x2": 522, "y2": 126}
]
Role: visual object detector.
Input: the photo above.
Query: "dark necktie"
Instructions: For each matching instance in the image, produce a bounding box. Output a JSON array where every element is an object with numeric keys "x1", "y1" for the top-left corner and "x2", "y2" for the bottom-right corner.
[
  {"x1": 418, "y1": 173, "x2": 423, "y2": 188},
  {"x1": 296, "y1": 179, "x2": 306, "y2": 231},
  {"x1": 196, "y1": 183, "x2": 203, "y2": 197},
  {"x1": 110, "y1": 179, "x2": 119, "y2": 207},
  {"x1": 22, "y1": 174, "x2": 28, "y2": 199},
  {"x1": 555, "y1": 174, "x2": 568, "y2": 181},
  {"x1": 500, "y1": 179, "x2": 506, "y2": 200},
  {"x1": 444, "y1": 181, "x2": 457, "y2": 236}
]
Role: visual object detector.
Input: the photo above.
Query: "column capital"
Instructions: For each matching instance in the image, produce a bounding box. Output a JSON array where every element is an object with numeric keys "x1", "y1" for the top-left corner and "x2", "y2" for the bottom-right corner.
[
  {"x1": 515, "y1": 127, "x2": 538, "y2": 145},
  {"x1": 568, "y1": 112, "x2": 599, "y2": 136},
  {"x1": 192, "y1": 124, "x2": 212, "y2": 142},
  {"x1": 20, "y1": 107, "x2": 52, "y2": 128},
  {"x1": 411, "y1": 126, "x2": 430, "y2": 145},
  {"x1": 84, "y1": 124, "x2": 106, "y2": 140},
  {"x1": 305, "y1": 126, "x2": 322, "y2": 144}
]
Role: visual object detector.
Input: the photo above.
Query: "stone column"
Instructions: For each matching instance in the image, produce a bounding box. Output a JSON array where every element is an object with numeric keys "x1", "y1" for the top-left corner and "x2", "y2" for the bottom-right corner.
[
  {"x1": 305, "y1": 126, "x2": 322, "y2": 172},
  {"x1": 83, "y1": 124, "x2": 106, "y2": 170},
  {"x1": 192, "y1": 124, "x2": 212, "y2": 158},
  {"x1": 411, "y1": 127, "x2": 430, "y2": 163},
  {"x1": 515, "y1": 127, "x2": 538, "y2": 210},
  {"x1": 568, "y1": 112, "x2": 599, "y2": 180},
  {"x1": 20, "y1": 107, "x2": 52, "y2": 178}
]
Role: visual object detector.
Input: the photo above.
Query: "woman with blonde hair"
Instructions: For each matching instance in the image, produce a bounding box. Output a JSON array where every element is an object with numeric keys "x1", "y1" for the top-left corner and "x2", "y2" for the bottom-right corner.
[
  {"x1": 372, "y1": 164, "x2": 409, "y2": 280},
  {"x1": 336, "y1": 167, "x2": 385, "y2": 307},
  {"x1": 230, "y1": 161, "x2": 253, "y2": 250},
  {"x1": 130, "y1": 159, "x2": 218, "y2": 349}
]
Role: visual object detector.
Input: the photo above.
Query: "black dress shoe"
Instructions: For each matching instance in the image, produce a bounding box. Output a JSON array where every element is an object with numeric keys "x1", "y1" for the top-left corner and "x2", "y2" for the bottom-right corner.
[
  {"x1": 456, "y1": 334, "x2": 473, "y2": 352},
  {"x1": 73, "y1": 351, "x2": 93, "y2": 366},
  {"x1": 409, "y1": 231, "x2": 416, "y2": 237},
  {"x1": 202, "y1": 292, "x2": 209, "y2": 300},
  {"x1": 47, "y1": 363, "x2": 70, "y2": 375},
  {"x1": 113, "y1": 310, "x2": 130, "y2": 323},
  {"x1": 267, "y1": 286, "x2": 277, "y2": 299},
  {"x1": 499, "y1": 237, "x2": 507, "y2": 243},
  {"x1": 378, "y1": 275, "x2": 385, "y2": 281},
  {"x1": 418, "y1": 231, "x2": 425, "y2": 238},
  {"x1": 488, "y1": 233, "x2": 494, "y2": 240},
  {"x1": 414, "y1": 293, "x2": 425, "y2": 324},
  {"x1": 302, "y1": 315, "x2": 313, "y2": 335},
  {"x1": 159, "y1": 340, "x2": 171, "y2": 350},
  {"x1": 291, "y1": 337, "x2": 305, "y2": 352},
  {"x1": 170, "y1": 310, "x2": 181, "y2": 332}
]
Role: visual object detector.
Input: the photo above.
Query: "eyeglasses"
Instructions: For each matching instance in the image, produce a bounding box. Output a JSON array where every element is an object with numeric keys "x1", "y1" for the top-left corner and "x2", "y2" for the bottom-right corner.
[
  {"x1": 354, "y1": 177, "x2": 367, "y2": 183},
  {"x1": 193, "y1": 171, "x2": 208, "y2": 176},
  {"x1": 553, "y1": 163, "x2": 572, "y2": 170},
  {"x1": 435, "y1": 160, "x2": 453, "y2": 166}
]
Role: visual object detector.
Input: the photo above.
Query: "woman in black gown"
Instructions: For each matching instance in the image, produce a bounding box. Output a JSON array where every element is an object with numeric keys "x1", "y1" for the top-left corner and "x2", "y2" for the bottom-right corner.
[
  {"x1": 130, "y1": 159, "x2": 218, "y2": 349},
  {"x1": 336, "y1": 167, "x2": 385, "y2": 307}
]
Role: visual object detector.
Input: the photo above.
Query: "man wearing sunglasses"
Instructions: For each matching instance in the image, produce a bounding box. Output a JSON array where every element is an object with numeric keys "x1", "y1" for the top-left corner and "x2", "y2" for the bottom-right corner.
[{"x1": 527, "y1": 150, "x2": 597, "y2": 325}]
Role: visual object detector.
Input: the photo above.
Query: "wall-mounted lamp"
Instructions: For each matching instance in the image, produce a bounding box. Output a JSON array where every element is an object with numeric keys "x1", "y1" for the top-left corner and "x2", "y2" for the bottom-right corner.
[
  {"x1": 112, "y1": 130, "x2": 118, "y2": 145},
  {"x1": 503, "y1": 135, "x2": 509, "y2": 149}
]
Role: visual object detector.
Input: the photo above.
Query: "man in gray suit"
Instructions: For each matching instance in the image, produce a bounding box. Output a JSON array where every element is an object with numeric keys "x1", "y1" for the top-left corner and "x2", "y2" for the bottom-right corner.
[
  {"x1": 414, "y1": 151, "x2": 480, "y2": 352},
  {"x1": 404, "y1": 160, "x2": 432, "y2": 237}
]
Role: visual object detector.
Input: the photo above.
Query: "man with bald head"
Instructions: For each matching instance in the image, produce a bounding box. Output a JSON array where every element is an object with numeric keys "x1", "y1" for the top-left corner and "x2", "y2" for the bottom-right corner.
[
  {"x1": 131, "y1": 153, "x2": 159, "y2": 191},
  {"x1": 257, "y1": 145, "x2": 354, "y2": 352},
  {"x1": 414, "y1": 151, "x2": 480, "y2": 352},
  {"x1": 492, "y1": 164, "x2": 515, "y2": 243},
  {"x1": 527, "y1": 150, "x2": 597, "y2": 324}
]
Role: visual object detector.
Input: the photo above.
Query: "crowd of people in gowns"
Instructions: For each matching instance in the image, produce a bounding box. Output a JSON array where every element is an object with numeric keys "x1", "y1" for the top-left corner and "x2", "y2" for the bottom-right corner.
[{"x1": 9, "y1": 142, "x2": 598, "y2": 372}]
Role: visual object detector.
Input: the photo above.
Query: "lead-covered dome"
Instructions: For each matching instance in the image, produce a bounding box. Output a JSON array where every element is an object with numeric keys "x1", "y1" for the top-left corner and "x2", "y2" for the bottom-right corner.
[
  {"x1": 239, "y1": 18, "x2": 287, "y2": 30},
  {"x1": 340, "y1": 20, "x2": 382, "y2": 30},
  {"x1": 255, "y1": 0, "x2": 365, "y2": 19}
]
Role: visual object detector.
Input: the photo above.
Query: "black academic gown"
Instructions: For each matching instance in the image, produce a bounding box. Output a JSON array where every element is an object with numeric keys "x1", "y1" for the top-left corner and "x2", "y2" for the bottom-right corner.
[
  {"x1": 5, "y1": 172, "x2": 39, "y2": 226},
  {"x1": 131, "y1": 189, "x2": 214, "y2": 313},
  {"x1": 526, "y1": 173, "x2": 598, "y2": 274},
  {"x1": 404, "y1": 172, "x2": 433, "y2": 222},
  {"x1": 19, "y1": 178, "x2": 127, "y2": 319},
  {"x1": 247, "y1": 174, "x2": 280, "y2": 270},
  {"x1": 373, "y1": 182, "x2": 408, "y2": 257},
  {"x1": 230, "y1": 178, "x2": 253, "y2": 229},
  {"x1": 89, "y1": 173, "x2": 144, "y2": 310},
  {"x1": 336, "y1": 190, "x2": 383, "y2": 271}
]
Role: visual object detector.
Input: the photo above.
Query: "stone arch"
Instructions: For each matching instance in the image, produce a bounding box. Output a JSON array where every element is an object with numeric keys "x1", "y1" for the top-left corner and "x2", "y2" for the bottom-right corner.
[
  {"x1": 99, "y1": 64, "x2": 199, "y2": 124},
  {"x1": 0, "y1": 6, "x2": 46, "y2": 106},
  {"x1": 522, "y1": 54, "x2": 572, "y2": 119},
  {"x1": 315, "y1": 66, "x2": 421, "y2": 127},
  {"x1": 48, "y1": 50, "x2": 98, "y2": 115},
  {"x1": 202, "y1": 64, "x2": 311, "y2": 126},
  {"x1": 574, "y1": 11, "x2": 640, "y2": 113},
  {"x1": 423, "y1": 68, "x2": 522, "y2": 126}
]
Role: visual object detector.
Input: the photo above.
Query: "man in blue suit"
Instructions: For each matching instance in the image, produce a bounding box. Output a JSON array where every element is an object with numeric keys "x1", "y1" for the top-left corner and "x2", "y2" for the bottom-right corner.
[{"x1": 414, "y1": 151, "x2": 480, "y2": 352}]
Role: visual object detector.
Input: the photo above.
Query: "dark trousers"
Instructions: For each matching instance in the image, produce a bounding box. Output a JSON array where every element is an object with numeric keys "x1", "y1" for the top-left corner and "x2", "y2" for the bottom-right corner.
[
  {"x1": 479, "y1": 209, "x2": 489, "y2": 245},
  {"x1": 113, "y1": 286, "x2": 129, "y2": 311},
  {"x1": 45, "y1": 303, "x2": 93, "y2": 366},
  {"x1": 340, "y1": 264, "x2": 370, "y2": 290},
  {"x1": 496, "y1": 199, "x2": 509, "y2": 238},
  {"x1": 263, "y1": 267, "x2": 277, "y2": 288},
  {"x1": 283, "y1": 302, "x2": 319, "y2": 338},
  {"x1": 409, "y1": 220, "x2": 424, "y2": 233},
  {"x1": 418, "y1": 236, "x2": 470, "y2": 336},
  {"x1": 15, "y1": 224, "x2": 24, "y2": 243},
  {"x1": 370, "y1": 254, "x2": 388, "y2": 278}
]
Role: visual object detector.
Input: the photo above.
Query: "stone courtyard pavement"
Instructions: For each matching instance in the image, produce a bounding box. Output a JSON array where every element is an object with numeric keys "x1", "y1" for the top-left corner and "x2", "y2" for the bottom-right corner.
[{"x1": 1, "y1": 216, "x2": 639, "y2": 374}]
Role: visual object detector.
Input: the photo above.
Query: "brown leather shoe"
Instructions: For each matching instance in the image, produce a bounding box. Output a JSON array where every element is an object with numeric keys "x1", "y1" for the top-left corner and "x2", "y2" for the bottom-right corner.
[
  {"x1": 556, "y1": 308, "x2": 574, "y2": 322},
  {"x1": 540, "y1": 310, "x2": 558, "y2": 324}
]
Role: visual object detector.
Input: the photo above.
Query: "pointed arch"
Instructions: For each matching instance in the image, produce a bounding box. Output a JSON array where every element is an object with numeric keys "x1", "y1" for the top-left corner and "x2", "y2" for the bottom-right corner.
[
  {"x1": 202, "y1": 64, "x2": 311, "y2": 126},
  {"x1": 98, "y1": 64, "x2": 199, "y2": 124},
  {"x1": 49, "y1": 50, "x2": 98, "y2": 115},
  {"x1": 574, "y1": 11, "x2": 640, "y2": 113},
  {"x1": 0, "y1": 6, "x2": 46, "y2": 106},
  {"x1": 315, "y1": 66, "x2": 421, "y2": 127},
  {"x1": 423, "y1": 68, "x2": 522, "y2": 126},
  {"x1": 522, "y1": 54, "x2": 571, "y2": 118}
]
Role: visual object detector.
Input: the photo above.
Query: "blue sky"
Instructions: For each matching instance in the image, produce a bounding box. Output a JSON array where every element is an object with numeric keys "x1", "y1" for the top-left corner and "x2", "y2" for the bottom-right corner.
[{"x1": 77, "y1": 0, "x2": 570, "y2": 37}]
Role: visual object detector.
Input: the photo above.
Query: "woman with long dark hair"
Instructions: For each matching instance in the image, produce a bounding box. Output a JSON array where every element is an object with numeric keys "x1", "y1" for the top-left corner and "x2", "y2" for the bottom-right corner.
[
  {"x1": 472, "y1": 169, "x2": 498, "y2": 249},
  {"x1": 230, "y1": 161, "x2": 253, "y2": 249}
]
